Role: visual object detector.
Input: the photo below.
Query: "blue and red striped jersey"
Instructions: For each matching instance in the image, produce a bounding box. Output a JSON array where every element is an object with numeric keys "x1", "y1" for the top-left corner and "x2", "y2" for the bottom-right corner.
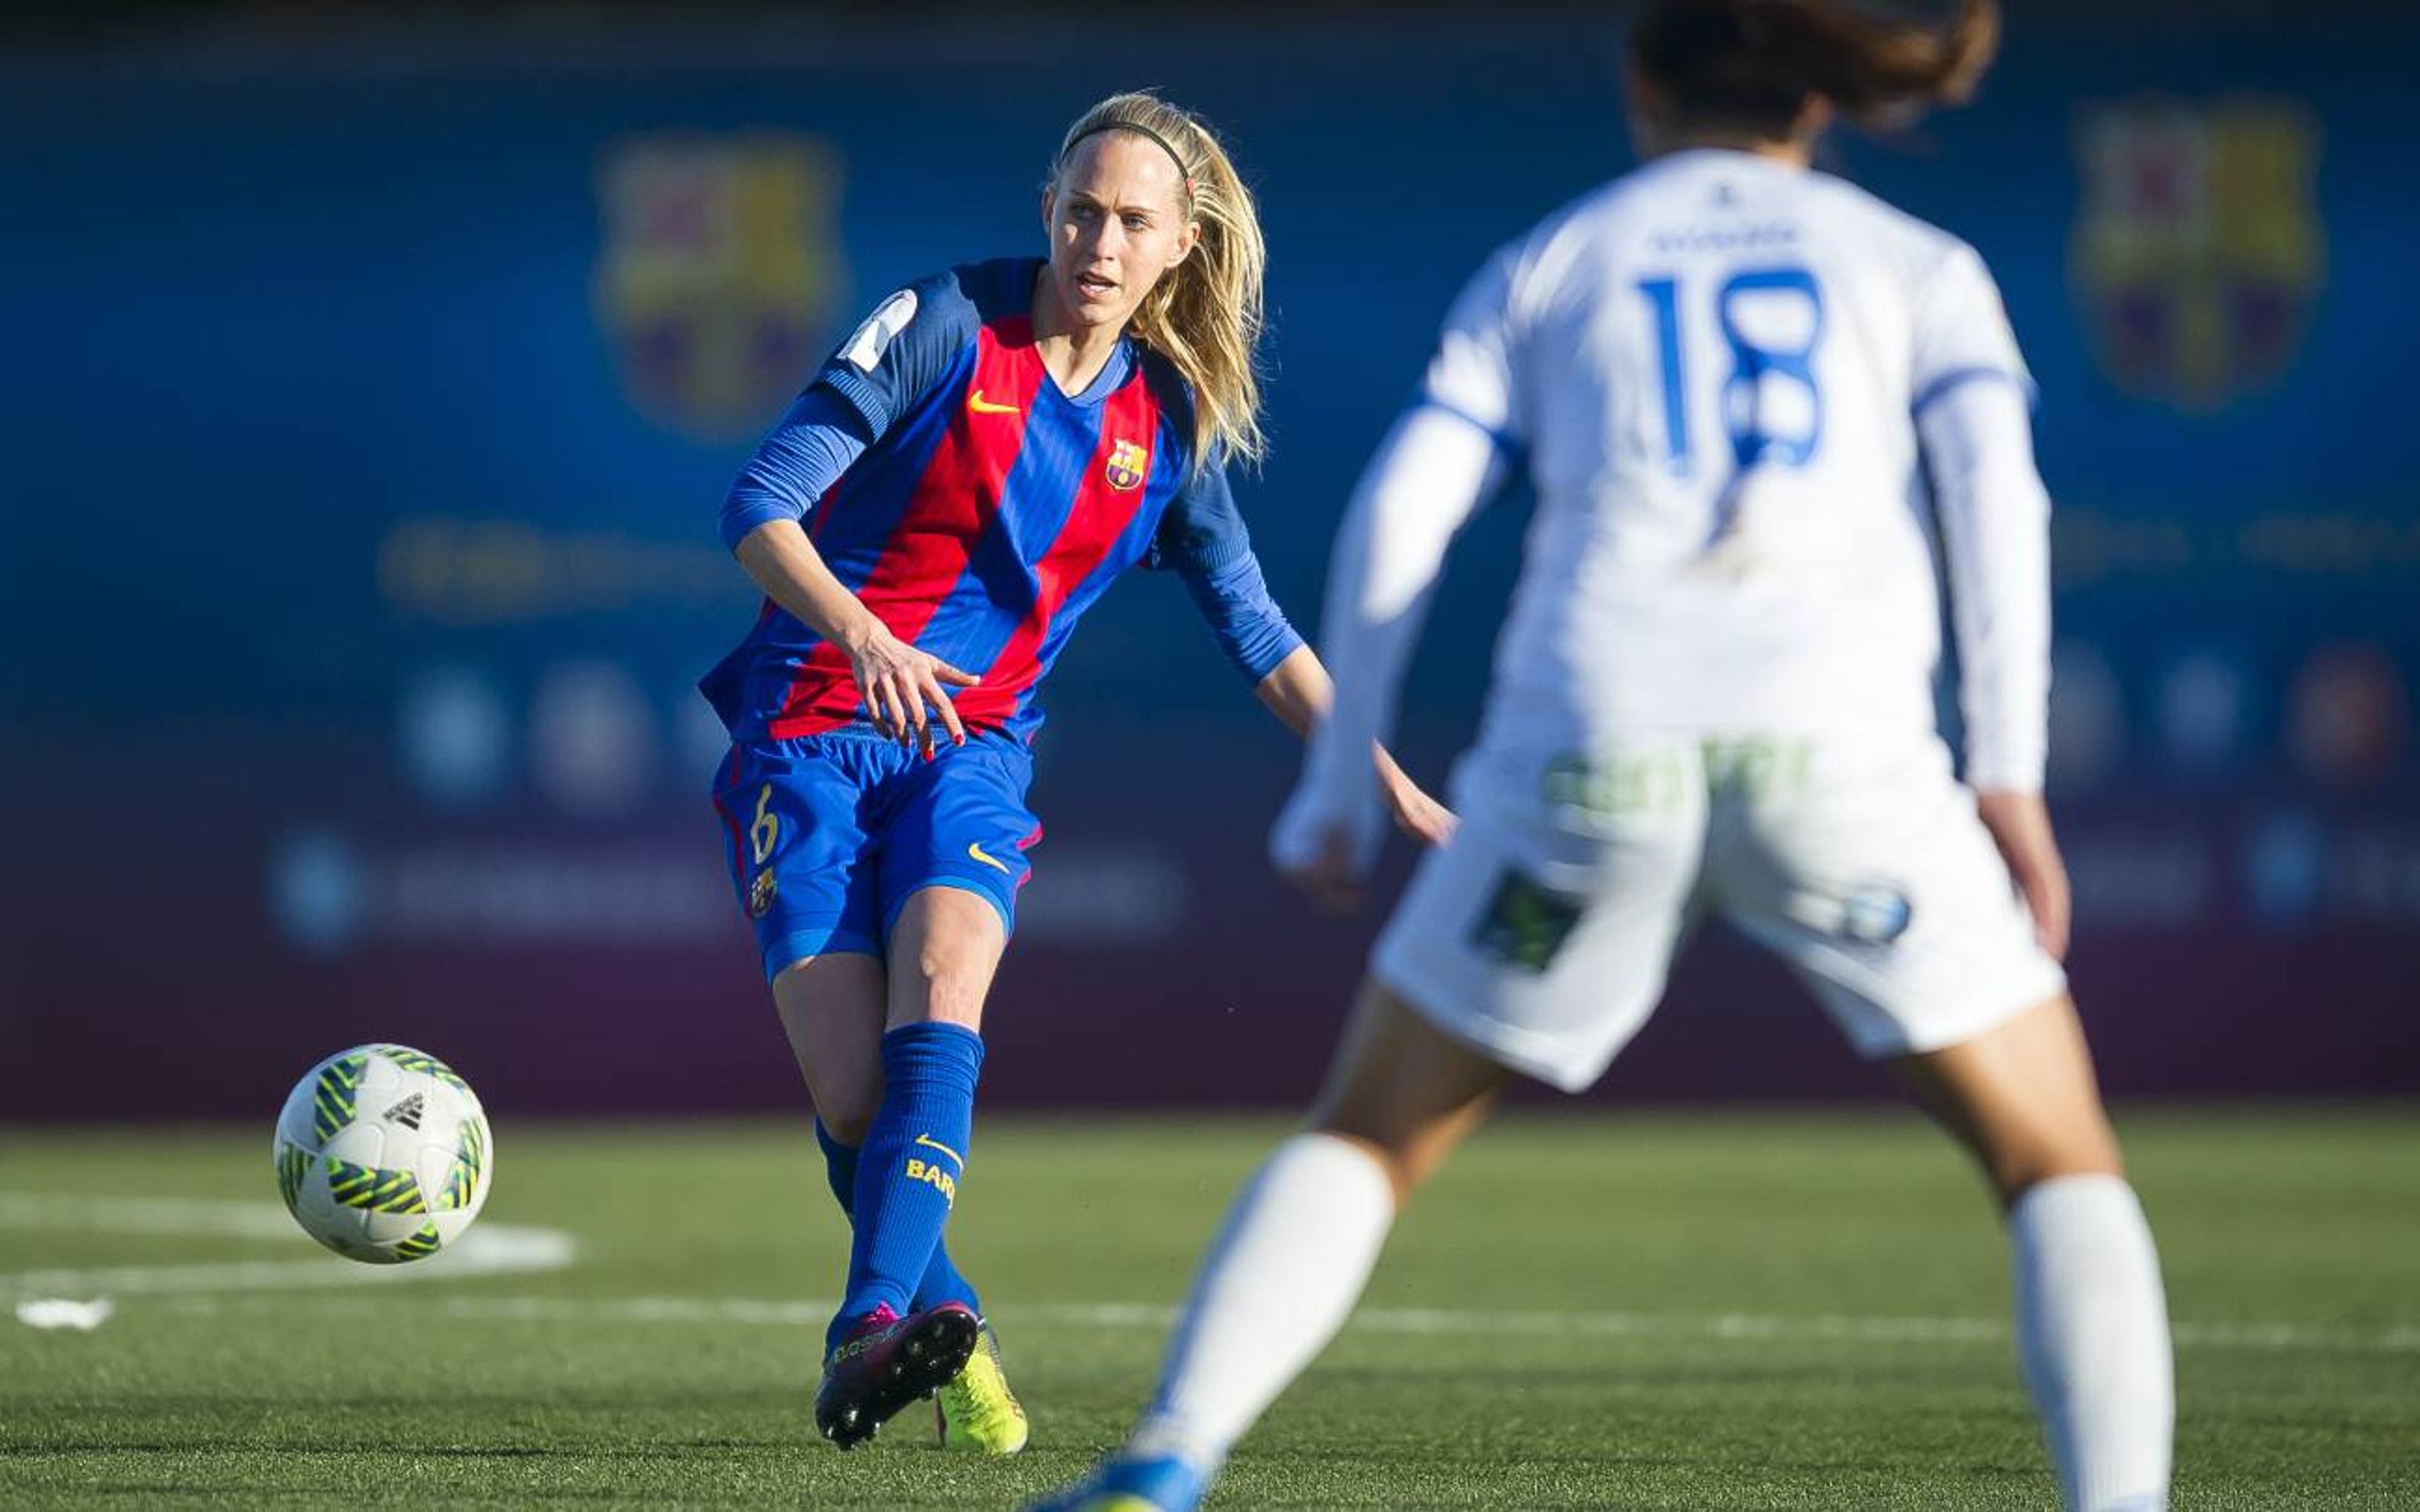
[{"x1": 702, "y1": 258, "x2": 1301, "y2": 743}]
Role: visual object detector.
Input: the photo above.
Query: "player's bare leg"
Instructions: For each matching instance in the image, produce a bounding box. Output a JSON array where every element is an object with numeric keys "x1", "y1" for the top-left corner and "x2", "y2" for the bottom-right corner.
[
  {"x1": 883, "y1": 885, "x2": 1007, "y2": 1031},
  {"x1": 1892, "y1": 992, "x2": 2121, "y2": 1199},
  {"x1": 1311, "y1": 977, "x2": 1519, "y2": 1202},
  {"x1": 1032, "y1": 981, "x2": 1515, "y2": 1510},
  {"x1": 814, "y1": 887, "x2": 1013, "y2": 1448},
  {"x1": 773, "y1": 953, "x2": 887, "y2": 1145},
  {"x1": 1894, "y1": 995, "x2": 2173, "y2": 1512}
]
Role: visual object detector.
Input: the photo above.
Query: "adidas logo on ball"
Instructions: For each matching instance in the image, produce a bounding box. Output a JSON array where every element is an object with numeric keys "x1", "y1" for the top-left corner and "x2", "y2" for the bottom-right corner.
[{"x1": 274, "y1": 1044, "x2": 492, "y2": 1266}]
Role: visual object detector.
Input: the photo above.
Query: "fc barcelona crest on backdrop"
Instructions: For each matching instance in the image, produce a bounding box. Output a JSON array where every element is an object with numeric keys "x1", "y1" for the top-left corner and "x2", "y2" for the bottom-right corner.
[
  {"x1": 594, "y1": 132, "x2": 848, "y2": 442},
  {"x1": 1105, "y1": 439, "x2": 1149, "y2": 491},
  {"x1": 2071, "y1": 98, "x2": 2323, "y2": 412}
]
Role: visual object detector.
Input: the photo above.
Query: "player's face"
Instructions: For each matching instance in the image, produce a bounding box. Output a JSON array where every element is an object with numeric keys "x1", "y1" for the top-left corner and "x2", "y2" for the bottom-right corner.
[{"x1": 1043, "y1": 133, "x2": 1200, "y2": 333}]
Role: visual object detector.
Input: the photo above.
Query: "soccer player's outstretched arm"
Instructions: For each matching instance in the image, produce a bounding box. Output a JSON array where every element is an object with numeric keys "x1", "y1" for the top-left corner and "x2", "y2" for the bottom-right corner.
[
  {"x1": 1152, "y1": 464, "x2": 1453, "y2": 852},
  {"x1": 1270, "y1": 252, "x2": 1523, "y2": 897},
  {"x1": 1248, "y1": 650, "x2": 1455, "y2": 853}
]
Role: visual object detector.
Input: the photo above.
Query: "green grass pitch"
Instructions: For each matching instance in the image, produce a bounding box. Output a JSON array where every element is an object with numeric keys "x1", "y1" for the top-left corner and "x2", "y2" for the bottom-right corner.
[{"x1": 3, "y1": 1109, "x2": 2414, "y2": 1508}]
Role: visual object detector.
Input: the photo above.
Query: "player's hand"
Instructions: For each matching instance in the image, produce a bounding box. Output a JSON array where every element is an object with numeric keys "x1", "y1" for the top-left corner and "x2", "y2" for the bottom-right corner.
[
  {"x1": 1277, "y1": 821, "x2": 1366, "y2": 916},
  {"x1": 1376, "y1": 748, "x2": 1457, "y2": 848},
  {"x1": 1270, "y1": 782, "x2": 1380, "y2": 916},
  {"x1": 843, "y1": 618, "x2": 977, "y2": 755},
  {"x1": 1976, "y1": 789, "x2": 2071, "y2": 962}
]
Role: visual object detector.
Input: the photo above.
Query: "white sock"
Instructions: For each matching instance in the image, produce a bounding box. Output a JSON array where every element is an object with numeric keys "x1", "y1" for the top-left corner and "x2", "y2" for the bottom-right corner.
[
  {"x1": 1127, "y1": 1132, "x2": 1398, "y2": 1474},
  {"x1": 2009, "y1": 1174, "x2": 2175, "y2": 1512}
]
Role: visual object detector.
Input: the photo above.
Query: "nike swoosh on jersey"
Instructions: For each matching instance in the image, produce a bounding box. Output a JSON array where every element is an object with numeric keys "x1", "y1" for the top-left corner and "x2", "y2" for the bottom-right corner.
[
  {"x1": 966, "y1": 841, "x2": 1013, "y2": 875},
  {"x1": 913, "y1": 1133, "x2": 966, "y2": 1170},
  {"x1": 966, "y1": 389, "x2": 1019, "y2": 414}
]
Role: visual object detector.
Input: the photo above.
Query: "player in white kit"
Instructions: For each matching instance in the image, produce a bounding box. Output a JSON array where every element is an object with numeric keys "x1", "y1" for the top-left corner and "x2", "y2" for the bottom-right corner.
[{"x1": 1034, "y1": 3, "x2": 2174, "y2": 1510}]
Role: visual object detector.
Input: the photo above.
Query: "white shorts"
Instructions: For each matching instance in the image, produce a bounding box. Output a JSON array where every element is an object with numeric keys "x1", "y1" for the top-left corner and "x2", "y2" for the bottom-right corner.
[{"x1": 1370, "y1": 733, "x2": 2068, "y2": 1093}]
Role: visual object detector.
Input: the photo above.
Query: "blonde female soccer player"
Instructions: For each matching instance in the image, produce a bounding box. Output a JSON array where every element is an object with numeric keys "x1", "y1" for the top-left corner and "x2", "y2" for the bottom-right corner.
[
  {"x1": 1040, "y1": 5, "x2": 2173, "y2": 1510},
  {"x1": 700, "y1": 92, "x2": 1448, "y2": 1453}
]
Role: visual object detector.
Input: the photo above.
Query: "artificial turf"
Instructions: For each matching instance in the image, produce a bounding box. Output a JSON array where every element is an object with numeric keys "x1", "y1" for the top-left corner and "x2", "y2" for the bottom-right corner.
[{"x1": 3, "y1": 1108, "x2": 2413, "y2": 1507}]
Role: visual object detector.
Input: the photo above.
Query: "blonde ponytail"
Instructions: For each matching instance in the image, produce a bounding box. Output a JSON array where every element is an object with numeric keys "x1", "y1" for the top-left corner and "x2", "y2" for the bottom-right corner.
[{"x1": 1053, "y1": 92, "x2": 1268, "y2": 471}]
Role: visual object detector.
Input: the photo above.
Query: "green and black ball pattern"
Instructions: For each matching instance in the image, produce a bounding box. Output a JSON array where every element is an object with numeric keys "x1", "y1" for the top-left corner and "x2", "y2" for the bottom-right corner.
[
  {"x1": 281, "y1": 1046, "x2": 487, "y2": 1255},
  {"x1": 371, "y1": 1046, "x2": 470, "y2": 1093},
  {"x1": 310, "y1": 1054, "x2": 369, "y2": 1142},
  {"x1": 440, "y1": 1118, "x2": 487, "y2": 1211},
  {"x1": 327, "y1": 1159, "x2": 429, "y2": 1214},
  {"x1": 392, "y1": 1222, "x2": 446, "y2": 1261}
]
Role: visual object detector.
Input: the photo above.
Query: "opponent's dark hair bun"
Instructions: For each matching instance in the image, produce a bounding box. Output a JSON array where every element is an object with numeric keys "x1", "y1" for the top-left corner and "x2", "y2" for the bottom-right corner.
[{"x1": 1632, "y1": 0, "x2": 2000, "y2": 134}]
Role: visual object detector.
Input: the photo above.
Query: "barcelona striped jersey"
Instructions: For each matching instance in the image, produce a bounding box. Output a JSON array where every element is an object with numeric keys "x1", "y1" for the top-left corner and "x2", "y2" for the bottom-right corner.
[{"x1": 702, "y1": 257, "x2": 1300, "y2": 742}]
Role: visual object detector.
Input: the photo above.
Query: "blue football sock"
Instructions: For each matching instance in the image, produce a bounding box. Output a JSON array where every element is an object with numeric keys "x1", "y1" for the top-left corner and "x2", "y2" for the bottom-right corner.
[
  {"x1": 911, "y1": 1228, "x2": 985, "y2": 1319},
  {"x1": 814, "y1": 1119, "x2": 859, "y2": 1213},
  {"x1": 829, "y1": 1023, "x2": 984, "y2": 1355},
  {"x1": 814, "y1": 1119, "x2": 984, "y2": 1318}
]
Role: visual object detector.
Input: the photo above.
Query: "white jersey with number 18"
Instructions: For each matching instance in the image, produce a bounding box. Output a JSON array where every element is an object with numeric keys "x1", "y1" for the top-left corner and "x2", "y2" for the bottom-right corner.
[{"x1": 1426, "y1": 147, "x2": 2045, "y2": 782}]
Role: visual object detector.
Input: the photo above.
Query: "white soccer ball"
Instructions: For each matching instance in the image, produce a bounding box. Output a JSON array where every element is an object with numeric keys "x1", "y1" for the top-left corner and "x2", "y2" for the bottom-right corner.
[{"x1": 271, "y1": 1044, "x2": 493, "y2": 1264}]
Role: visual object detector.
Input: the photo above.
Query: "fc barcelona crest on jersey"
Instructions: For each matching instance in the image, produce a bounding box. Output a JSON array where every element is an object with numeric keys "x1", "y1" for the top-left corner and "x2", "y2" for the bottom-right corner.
[
  {"x1": 2071, "y1": 99, "x2": 2323, "y2": 411},
  {"x1": 1104, "y1": 439, "x2": 1149, "y2": 491},
  {"x1": 594, "y1": 132, "x2": 849, "y2": 442}
]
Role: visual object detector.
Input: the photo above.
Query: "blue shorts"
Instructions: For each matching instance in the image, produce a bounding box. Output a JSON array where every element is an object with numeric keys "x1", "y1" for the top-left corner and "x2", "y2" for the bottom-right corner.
[{"x1": 711, "y1": 728, "x2": 1041, "y2": 981}]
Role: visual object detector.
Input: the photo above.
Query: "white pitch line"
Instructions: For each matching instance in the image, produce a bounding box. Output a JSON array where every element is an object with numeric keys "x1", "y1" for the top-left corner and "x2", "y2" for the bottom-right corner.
[
  {"x1": 148, "y1": 1293, "x2": 2420, "y2": 1356},
  {"x1": 0, "y1": 1192, "x2": 305, "y2": 1242},
  {"x1": 11, "y1": 1190, "x2": 2407, "y2": 1358},
  {"x1": 0, "y1": 1191, "x2": 576, "y2": 1300}
]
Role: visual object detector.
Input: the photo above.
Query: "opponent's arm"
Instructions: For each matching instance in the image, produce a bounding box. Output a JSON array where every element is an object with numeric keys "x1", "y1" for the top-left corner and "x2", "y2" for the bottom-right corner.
[
  {"x1": 1158, "y1": 471, "x2": 1450, "y2": 846},
  {"x1": 1270, "y1": 404, "x2": 1509, "y2": 909},
  {"x1": 1254, "y1": 646, "x2": 1455, "y2": 849},
  {"x1": 724, "y1": 386, "x2": 973, "y2": 752},
  {"x1": 1919, "y1": 374, "x2": 2066, "y2": 958}
]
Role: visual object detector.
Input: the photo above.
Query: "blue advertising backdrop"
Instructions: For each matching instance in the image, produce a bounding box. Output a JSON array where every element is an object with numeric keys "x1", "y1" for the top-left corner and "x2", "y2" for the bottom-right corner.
[{"x1": 5, "y1": 11, "x2": 2415, "y2": 1116}]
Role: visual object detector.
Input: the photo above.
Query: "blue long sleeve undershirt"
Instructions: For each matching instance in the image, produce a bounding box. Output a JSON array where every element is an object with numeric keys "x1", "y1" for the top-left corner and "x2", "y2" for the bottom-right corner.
[
  {"x1": 718, "y1": 386, "x2": 874, "y2": 552},
  {"x1": 1174, "y1": 548, "x2": 1302, "y2": 684}
]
